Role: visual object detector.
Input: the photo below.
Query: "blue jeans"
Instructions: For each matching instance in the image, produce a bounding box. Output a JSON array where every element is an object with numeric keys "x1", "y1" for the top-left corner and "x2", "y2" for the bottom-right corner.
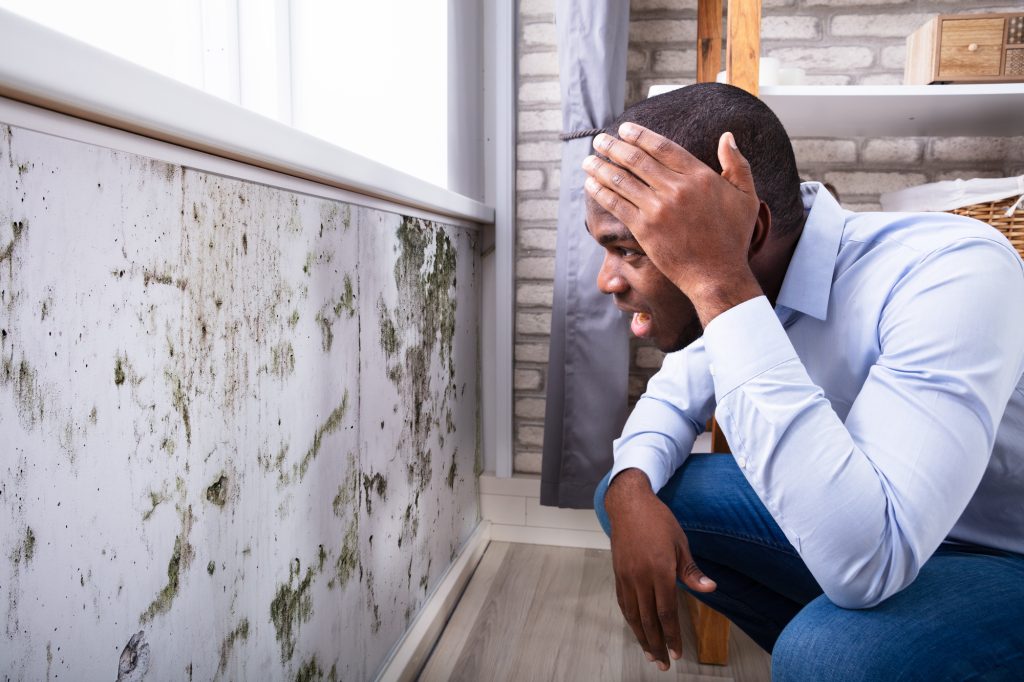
[{"x1": 594, "y1": 454, "x2": 1024, "y2": 681}]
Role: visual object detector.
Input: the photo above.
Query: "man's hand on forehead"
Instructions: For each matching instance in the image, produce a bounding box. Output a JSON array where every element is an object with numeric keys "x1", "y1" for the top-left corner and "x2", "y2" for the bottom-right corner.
[{"x1": 581, "y1": 123, "x2": 761, "y2": 303}]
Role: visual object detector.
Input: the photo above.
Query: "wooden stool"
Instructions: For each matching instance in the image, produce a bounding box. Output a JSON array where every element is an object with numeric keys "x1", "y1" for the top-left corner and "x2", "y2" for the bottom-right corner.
[{"x1": 684, "y1": 1, "x2": 763, "y2": 666}]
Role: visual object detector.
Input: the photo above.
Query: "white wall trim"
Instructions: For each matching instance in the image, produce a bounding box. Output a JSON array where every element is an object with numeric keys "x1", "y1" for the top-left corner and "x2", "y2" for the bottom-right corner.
[
  {"x1": 0, "y1": 8, "x2": 494, "y2": 226},
  {"x1": 0, "y1": 97, "x2": 480, "y2": 231},
  {"x1": 375, "y1": 520, "x2": 492, "y2": 682},
  {"x1": 479, "y1": 475, "x2": 612, "y2": 551},
  {"x1": 490, "y1": 0, "x2": 517, "y2": 478}
]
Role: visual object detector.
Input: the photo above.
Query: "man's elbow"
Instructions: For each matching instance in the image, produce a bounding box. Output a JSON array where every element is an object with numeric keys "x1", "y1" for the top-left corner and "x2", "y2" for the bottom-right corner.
[{"x1": 817, "y1": 553, "x2": 921, "y2": 610}]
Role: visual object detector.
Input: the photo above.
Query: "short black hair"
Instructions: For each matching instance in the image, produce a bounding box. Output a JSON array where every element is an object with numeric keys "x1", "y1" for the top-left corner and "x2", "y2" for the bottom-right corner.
[{"x1": 608, "y1": 83, "x2": 804, "y2": 236}]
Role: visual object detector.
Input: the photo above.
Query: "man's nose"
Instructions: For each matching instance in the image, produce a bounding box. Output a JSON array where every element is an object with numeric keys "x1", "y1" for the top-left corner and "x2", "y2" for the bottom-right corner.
[{"x1": 596, "y1": 254, "x2": 627, "y2": 295}]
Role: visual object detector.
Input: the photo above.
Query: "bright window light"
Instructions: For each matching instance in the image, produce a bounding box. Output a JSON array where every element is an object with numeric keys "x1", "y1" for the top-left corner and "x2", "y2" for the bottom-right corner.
[{"x1": 0, "y1": 0, "x2": 450, "y2": 188}]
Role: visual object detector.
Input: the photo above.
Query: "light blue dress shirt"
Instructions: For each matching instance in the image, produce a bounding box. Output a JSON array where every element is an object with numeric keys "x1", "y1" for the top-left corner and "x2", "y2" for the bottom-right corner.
[{"x1": 612, "y1": 182, "x2": 1024, "y2": 609}]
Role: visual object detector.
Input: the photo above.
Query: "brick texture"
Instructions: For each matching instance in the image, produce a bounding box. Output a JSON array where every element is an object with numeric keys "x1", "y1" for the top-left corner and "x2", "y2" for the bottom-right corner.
[{"x1": 513, "y1": 0, "x2": 1024, "y2": 475}]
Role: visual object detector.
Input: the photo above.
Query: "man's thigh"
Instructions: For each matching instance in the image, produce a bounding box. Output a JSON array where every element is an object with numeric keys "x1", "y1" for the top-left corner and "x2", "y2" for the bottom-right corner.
[{"x1": 773, "y1": 546, "x2": 1024, "y2": 682}]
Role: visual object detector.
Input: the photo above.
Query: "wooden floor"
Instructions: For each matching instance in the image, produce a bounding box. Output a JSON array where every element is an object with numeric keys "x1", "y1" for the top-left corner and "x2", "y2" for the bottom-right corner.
[{"x1": 419, "y1": 542, "x2": 771, "y2": 682}]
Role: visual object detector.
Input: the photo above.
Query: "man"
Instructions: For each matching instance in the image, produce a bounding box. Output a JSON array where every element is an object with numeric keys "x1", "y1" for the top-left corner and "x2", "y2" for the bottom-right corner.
[{"x1": 584, "y1": 83, "x2": 1024, "y2": 679}]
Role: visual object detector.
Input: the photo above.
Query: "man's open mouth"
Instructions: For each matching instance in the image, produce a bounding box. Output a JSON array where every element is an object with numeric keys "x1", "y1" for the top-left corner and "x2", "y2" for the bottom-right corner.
[{"x1": 630, "y1": 311, "x2": 652, "y2": 337}]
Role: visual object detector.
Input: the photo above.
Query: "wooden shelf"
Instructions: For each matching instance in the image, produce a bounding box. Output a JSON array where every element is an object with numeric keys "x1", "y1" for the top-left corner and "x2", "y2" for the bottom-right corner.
[{"x1": 647, "y1": 83, "x2": 1024, "y2": 138}]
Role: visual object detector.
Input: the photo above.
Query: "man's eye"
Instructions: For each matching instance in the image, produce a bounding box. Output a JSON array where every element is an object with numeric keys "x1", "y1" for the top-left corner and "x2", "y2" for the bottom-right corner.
[{"x1": 618, "y1": 247, "x2": 642, "y2": 258}]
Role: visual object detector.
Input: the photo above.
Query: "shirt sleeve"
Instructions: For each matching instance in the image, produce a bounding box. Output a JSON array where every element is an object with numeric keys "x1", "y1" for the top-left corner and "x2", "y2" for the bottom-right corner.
[
  {"x1": 706, "y1": 239, "x2": 1024, "y2": 609},
  {"x1": 610, "y1": 338, "x2": 717, "y2": 492}
]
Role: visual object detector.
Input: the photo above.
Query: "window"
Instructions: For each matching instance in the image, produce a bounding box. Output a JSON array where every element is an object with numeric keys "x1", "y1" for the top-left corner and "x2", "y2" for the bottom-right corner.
[{"x1": 0, "y1": 0, "x2": 451, "y2": 188}]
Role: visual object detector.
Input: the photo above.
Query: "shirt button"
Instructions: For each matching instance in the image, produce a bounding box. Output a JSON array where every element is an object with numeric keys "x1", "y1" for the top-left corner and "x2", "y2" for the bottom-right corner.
[
  {"x1": 737, "y1": 456, "x2": 747, "y2": 469},
  {"x1": 709, "y1": 363, "x2": 716, "y2": 377}
]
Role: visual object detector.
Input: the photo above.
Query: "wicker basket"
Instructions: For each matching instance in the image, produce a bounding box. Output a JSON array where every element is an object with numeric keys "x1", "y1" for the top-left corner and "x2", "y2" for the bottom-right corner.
[{"x1": 950, "y1": 197, "x2": 1024, "y2": 260}]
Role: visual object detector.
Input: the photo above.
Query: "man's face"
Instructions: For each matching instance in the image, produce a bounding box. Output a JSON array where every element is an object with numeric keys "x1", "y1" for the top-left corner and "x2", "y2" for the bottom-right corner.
[{"x1": 586, "y1": 199, "x2": 702, "y2": 353}]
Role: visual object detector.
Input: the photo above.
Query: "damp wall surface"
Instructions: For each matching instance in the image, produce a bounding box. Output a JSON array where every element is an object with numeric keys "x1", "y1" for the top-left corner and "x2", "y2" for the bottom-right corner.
[{"x1": 0, "y1": 121, "x2": 481, "y2": 680}]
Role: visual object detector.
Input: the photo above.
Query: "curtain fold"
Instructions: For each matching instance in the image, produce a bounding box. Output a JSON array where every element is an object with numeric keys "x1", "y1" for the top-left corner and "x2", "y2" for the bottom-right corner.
[{"x1": 540, "y1": 0, "x2": 631, "y2": 509}]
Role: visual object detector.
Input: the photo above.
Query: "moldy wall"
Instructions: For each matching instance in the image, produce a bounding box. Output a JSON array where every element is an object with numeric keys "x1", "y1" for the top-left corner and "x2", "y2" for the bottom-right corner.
[{"x1": 0, "y1": 119, "x2": 480, "y2": 680}]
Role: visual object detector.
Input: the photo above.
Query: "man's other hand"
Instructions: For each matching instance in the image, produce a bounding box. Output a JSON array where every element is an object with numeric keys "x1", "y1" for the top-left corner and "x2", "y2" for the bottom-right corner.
[{"x1": 604, "y1": 468, "x2": 717, "y2": 671}]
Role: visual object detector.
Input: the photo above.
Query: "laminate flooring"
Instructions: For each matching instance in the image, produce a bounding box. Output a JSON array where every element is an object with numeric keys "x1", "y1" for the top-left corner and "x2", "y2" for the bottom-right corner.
[{"x1": 419, "y1": 542, "x2": 771, "y2": 682}]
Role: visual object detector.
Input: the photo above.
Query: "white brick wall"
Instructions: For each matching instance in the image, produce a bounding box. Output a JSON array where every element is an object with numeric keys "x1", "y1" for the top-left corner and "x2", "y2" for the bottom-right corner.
[{"x1": 513, "y1": 0, "x2": 1024, "y2": 475}]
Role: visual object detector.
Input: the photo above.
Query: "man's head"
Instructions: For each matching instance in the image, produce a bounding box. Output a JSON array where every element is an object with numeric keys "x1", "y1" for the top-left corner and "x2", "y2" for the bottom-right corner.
[{"x1": 586, "y1": 83, "x2": 803, "y2": 352}]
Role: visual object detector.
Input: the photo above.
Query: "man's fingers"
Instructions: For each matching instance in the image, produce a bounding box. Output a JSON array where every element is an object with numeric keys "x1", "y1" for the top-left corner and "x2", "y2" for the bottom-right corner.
[
  {"x1": 616, "y1": 123, "x2": 705, "y2": 175},
  {"x1": 637, "y1": 587, "x2": 670, "y2": 670},
  {"x1": 617, "y1": 579, "x2": 652, "y2": 657},
  {"x1": 654, "y1": 577, "x2": 683, "y2": 663},
  {"x1": 593, "y1": 133, "x2": 676, "y2": 190},
  {"x1": 678, "y1": 555, "x2": 717, "y2": 593},
  {"x1": 717, "y1": 131, "x2": 757, "y2": 197},
  {"x1": 582, "y1": 155, "x2": 649, "y2": 207},
  {"x1": 583, "y1": 176, "x2": 639, "y2": 226}
]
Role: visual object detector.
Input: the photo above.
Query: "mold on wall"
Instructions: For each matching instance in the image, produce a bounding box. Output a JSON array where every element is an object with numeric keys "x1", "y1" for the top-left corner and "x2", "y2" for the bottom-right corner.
[{"x1": 0, "y1": 120, "x2": 480, "y2": 679}]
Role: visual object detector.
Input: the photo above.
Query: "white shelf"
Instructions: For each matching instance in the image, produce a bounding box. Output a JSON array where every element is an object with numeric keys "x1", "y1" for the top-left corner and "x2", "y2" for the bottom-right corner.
[{"x1": 648, "y1": 84, "x2": 1024, "y2": 138}]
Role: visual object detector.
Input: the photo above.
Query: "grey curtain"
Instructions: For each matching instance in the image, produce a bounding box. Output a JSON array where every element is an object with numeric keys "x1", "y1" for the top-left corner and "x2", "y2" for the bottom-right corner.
[{"x1": 540, "y1": 0, "x2": 631, "y2": 509}]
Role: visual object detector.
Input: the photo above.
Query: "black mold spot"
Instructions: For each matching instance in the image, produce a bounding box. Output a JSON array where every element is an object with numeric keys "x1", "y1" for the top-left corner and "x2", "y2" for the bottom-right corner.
[
  {"x1": 207, "y1": 561, "x2": 215, "y2": 575},
  {"x1": 361, "y1": 472, "x2": 387, "y2": 515},
  {"x1": 116, "y1": 631, "x2": 151, "y2": 682},
  {"x1": 114, "y1": 356, "x2": 126, "y2": 386},
  {"x1": 206, "y1": 474, "x2": 228, "y2": 507},
  {"x1": 1, "y1": 220, "x2": 27, "y2": 264},
  {"x1": 446, "y1": 455, "x2": 458, "y2": 490},
  {"x1": 23, "y1": 527, "x2": 35, "y2": 562},
  {"x1": 241, "y1": 232, "x2": 248, "y2": 255}
]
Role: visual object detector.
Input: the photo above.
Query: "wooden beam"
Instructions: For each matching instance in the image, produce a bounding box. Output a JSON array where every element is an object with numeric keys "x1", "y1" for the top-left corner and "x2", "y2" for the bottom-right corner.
[
  {"x1": 726, "y1": 0, "x2": 762, "y2": 96},
  {"x1": 697, "y1": 0, "x2": 723, "y2": 83},
  {"x1": 685, "y1": 593, "x2": 732, "y2": 665}
]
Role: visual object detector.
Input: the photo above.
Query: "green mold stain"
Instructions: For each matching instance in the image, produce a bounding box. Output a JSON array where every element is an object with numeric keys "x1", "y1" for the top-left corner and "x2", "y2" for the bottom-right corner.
[
  {"x1": 217, "y1": 618, "x2": 249, "y2": 676},
  {"x1": 314, "y1": 310, "x2": 333, "y2": 353},
  {"x1": 332, "y1": 454, "x2": 359, "y2": 516},
  {"x1": 302, "y1": 252, "x2": 315, "y2": 276},
  {"x1": 334, "y1": 275, "x2": 356, "y2": 318},
  {"x1": 295, "y1": 656, "x2": 323, "y2": 682},
  {"x1": 271, "y1": 342, "x2": 295, "y2": 378},
  {"x1": 329, "y1": 663, "x2": 338, "y2": 682},
  {"x1": 166, "y1": 370, "x2": 192, "y2": 446},
  {"x1": 295, "y1": 391, "x2": 349, "y2": 481},
  {"x1": 334, "y1": 518, "x2": 359, "y2": 588},
  {"x1": 269, "y1": 558, "x2": 315, "y2": 663},
  {"x1": 317, "y1": 544, "x2": 326, "y2": 571},
  {"x1": 23, "y1": 527, "x2": 35, "y2": 563},
  {"x1": 377, "y1": 302, "x2": 399, "y2": 357},
  {"x1": 206, "y1": 474, "x2": 228, "y2": 507},
  {"x1": 142, "y1": 490, "x2": 168, "y2": 521},
  {"x1": 287, "y1": 310, "x2": 300, "y2": 328},
  {"x1": 140, "y1": 512, "x2": 194, "y2": 624},
  {"x1": 2, "y1": 357, "x2": 43, "y2": 429}
]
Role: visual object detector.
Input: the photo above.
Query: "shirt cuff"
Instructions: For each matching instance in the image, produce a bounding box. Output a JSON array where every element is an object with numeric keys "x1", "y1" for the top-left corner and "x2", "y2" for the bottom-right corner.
[
  {"x1": 609, "y1": 444, "x2": 673, "y2": 493},
  {"x1": 702, "y1": 296, "x2": 799, "y2": 401}
]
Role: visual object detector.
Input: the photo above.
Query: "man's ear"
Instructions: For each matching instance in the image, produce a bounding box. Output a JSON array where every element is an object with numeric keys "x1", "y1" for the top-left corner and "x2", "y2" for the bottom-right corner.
[{"x1": 748, "y1": 200, "x2": 772, "y2": 260}]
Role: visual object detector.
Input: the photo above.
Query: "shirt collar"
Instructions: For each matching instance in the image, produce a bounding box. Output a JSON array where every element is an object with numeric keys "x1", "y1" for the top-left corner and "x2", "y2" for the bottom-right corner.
[{"x1": 775, "y1": 182, "x2": 846, "y2": 322}]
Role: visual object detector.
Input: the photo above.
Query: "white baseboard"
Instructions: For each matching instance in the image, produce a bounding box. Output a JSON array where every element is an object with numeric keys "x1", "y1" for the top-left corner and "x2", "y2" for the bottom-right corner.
[
  {"x1": 479, "y1": 474, "x2": 611, "y2": 550},
  {"x1": 375, "y1": 520, "x2": 492, "y2": 682}
]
